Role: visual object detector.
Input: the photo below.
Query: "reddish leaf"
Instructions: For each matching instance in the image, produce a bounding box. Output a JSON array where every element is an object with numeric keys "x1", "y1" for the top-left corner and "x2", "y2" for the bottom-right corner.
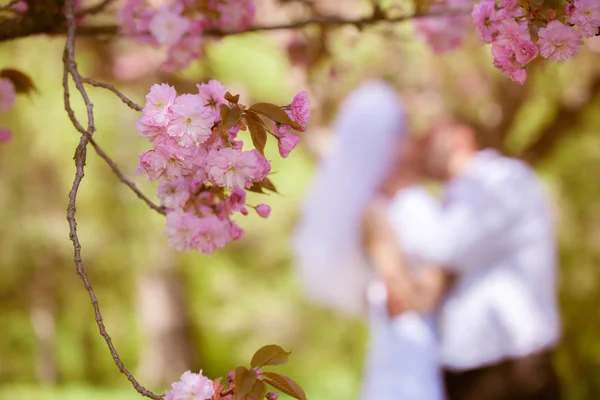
[
  {"x1": 234, "y1": 367, "x2": 258, "y2": 400},
  {"x1": 0, "y1": 68, "x2": 37, "y2": 94},
  {"x1": 222, "y1": 106, "x2": 242, "y2": 132},
  {"x1": 261, "y1": 178, "x2": 278, "y2": 194},
  {"x1": 248, "y1": 380, "x2": 267, "y2": 400},
  {"x1": 245, "y1": 112, "x2": 267, "y2": 156},
  {"x1": 263, "y1": 372, "x2": 307, "y2": 400},
  {"x1": 251, "y1": 345, "x2": 291, "y2": 368},
  {"x1": 249, "y1": 103, "x2": 299, "y2": 129},
  {"x1": 224, "y1": 91, "x2": 240, "y2": 104},
  {"x1": 247, "y1": 181, "x2": 265, "y2": 194}
]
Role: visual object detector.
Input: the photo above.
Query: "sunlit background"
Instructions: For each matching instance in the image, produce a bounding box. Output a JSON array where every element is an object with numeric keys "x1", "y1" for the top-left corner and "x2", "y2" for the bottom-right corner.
[{"x1": 1, "y1": 0, "x2": 600, "y2": 399}]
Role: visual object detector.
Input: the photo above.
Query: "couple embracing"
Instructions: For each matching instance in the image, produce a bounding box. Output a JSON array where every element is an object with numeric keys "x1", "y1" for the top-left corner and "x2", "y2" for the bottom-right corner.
[{"x1": 293, "y1": 81, "x2": 562, "y2": 400}]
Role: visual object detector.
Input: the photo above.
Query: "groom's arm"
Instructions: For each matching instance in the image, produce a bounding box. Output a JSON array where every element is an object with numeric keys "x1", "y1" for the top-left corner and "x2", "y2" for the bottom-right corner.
[{"x1": 390, "y1": 182, "x2": 514, "y2": 272}]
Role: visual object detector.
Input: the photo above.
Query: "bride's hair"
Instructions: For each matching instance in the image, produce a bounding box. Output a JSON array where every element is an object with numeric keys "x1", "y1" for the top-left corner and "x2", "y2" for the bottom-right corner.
[{"x1": 291, "y1": 80, "x2": 406, "y2": 317}]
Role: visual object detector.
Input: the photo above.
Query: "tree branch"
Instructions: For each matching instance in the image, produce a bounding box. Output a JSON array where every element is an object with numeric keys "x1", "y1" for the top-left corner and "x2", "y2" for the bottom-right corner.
[
  {"x1": 62, "y1": 0, "x2": 162, "y2": 398},
  {"x1": 89, "y1": 138, "x2": 166, "y2": 215},
  {"x1": 1, "y1": 6, "x2": 471, "y2": 41},
  {"x1": 82, "y1": 77, "x2": 142, "y2": 111}
]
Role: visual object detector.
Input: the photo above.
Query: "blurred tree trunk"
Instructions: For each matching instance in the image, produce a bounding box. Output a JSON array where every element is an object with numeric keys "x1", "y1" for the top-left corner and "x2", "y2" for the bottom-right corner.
[{"x1": 136, "y1": 260, "x2": 197, "y2": 387}]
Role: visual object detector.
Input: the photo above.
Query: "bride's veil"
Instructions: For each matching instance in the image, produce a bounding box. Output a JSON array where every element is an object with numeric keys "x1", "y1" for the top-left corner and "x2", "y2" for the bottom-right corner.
[{"x1": 291, "y1": 80, "x2": 406, "y2": 317}]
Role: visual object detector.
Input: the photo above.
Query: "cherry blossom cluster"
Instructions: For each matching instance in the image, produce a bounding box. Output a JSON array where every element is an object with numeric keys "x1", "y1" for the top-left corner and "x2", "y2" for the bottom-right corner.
[
  {"x1": 120, "y1": 0, "x2": 256, "y2": 71},
  {"x1": 0, "y1": 78, "x2": 16, "y2": 143},
  {"x1": 136, "y1": 80, "x2": 309, "y2": 255},
  {"x1": 414, "y1": 0, "x2": 475, "y2": 54},
  {"x1": 471, "y1": 0, "x2": 600, "y2": 83},
  {"x1": 164, "y1": 369, "x2": 281, "y2": 400}
]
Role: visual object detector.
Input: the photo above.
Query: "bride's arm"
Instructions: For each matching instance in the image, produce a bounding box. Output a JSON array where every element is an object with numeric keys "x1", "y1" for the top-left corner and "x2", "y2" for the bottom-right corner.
[{"x1": 362, "y1": 199, "x2": 451, "y2": 315}]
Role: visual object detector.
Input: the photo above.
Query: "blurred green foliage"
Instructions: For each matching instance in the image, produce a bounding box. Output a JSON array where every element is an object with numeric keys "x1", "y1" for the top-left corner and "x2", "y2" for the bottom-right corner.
[{"x1": 1, "y1": 15, "x2": 600, "y2": 400}]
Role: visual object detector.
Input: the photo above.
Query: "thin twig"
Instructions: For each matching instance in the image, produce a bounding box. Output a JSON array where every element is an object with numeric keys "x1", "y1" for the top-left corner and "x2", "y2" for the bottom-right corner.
[
  {"x1": 89, "y1": 138, "x2": 166, "y2": 215},
  {"x1": 63, "y1": 0, "x2": 162, "y2": 398},
  {"x1": 82, "y1": 77, "x2": 142, "y2": 111}
]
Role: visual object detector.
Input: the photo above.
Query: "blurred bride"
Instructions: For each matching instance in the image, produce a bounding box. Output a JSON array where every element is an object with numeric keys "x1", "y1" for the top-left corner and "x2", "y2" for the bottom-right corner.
[{"x1": 292, "y1": 81, "x2": 446, "y2": 400}]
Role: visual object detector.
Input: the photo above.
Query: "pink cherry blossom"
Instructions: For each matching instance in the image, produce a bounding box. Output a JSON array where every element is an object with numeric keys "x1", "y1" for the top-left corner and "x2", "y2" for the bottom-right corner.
[
  {"x1": 571, "y1": 0, "x2": 600, "y2": 37},
  {"x1": 491, "y1": 43, "x2": 527, "y2": 84},
  {"x1": 537, "y1": 20, "x2": 583, "y2": 62},
  {"x1": 162, "y1": 32, "x2": 203, "y2": 73},
  {"x1": 514, "y1": 41, "x2": 539, "y2": 65},
  {"x1": 0, "y1": 129, "x2": 12, "y2": 143},
  {"x1": 566, "y1": 3, "x2": 576, "y2": 17},
  {"x1": 0, "y1": 78, "x2": 16, "y2": 112},
  {"x1": 168, "y1": 370, "x2": 215, "y2": 400},
  {"x1": 168, "y1": 94, "x2": 216, "y2": 147},
  {"x1": 193, "y1": 216, "x2": 231, "y2": 254},
  {"x1": 472, "y1": 1, "x2": 497, "y2": 44},
  {"x1": 14, "y1": 1, "x2": 27, "y2": 12},
  {"x1": 290, "y1": 91, "x2": 310, "y2": 131},
  {"x1": 251, "y1": 149, "x2": 271, "y2": 181},
  {"x1": 256, "y1": 204, "x2": 271, "y2": 218},
  {"x1": 143, "y1": 83, "x2": 177, "y2": 126},
  {"x1": 230, "y1": 224, "x2": 245, "y2": 240},
  {"x1": 205, "y1": 148, "x2": 258, "y2": 189},
  {"x1": 149, "y1": 5, "x2": 190, "y2": 46},
  {"x1": 495, "y1": 19, "x2": 530, "y2": 48},
  {"x1": 157, "y1": 179, "x2": 190, "y2": 210},
  {"x1": 278, "y1": 134, "x2": 300, "y2": 158},
  {"x1": 415, "y1": 15, "x2": 468, "y2": 54},
  {"x1": 197, "y1": 80, "x2": 227, "y2": 110},
  {"x1": 137, "y1": 115, "x2": 167, "y2": 141},
  {"x1": 266, "y1": 393, "x2": 279, "y2": 400},
  {"x1": 229, "y1": 189, "x2": 246, "y2": 211},
  {"x1": 164, "y1": 211, "x2": 203, "y2": 252},
  {"x1": 216, "y1": 0, "x2": 256, "y2": 32}
]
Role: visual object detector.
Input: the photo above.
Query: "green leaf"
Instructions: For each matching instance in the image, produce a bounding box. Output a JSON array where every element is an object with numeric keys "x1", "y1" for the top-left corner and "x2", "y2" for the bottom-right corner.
[
  {"x1": 0, "y1": 68, "x2": 37, "y2": 94},
  {"x1": 263, "y1": 372, "x2": 307, "y2": 400},
  {"x1": 248, "y1": 380, "x2": 267, "y2": 400},
  {"x1": 222, "y1": 106, "x2": 242, "y2": 132},
  {"x1": 245, "y1": 112, "x2": 268, "y2": 156},
  {"x1": 234, "y1": 367, "x2": 258, "y2": 400},
  {"x1": 251, "y1": 345, "x2": 291, "y2": 368},
  {"x1": 224, "y1": 91, "x2": 240, "y2": 104},
  {"x1": 249, "y1": 103, "x2": 299, "y2": 129}
]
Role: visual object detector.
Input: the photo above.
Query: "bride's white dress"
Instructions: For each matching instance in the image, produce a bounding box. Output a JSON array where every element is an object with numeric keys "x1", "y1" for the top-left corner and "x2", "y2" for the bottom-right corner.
[{"x1": 360, "y1": 280, "x2": 445, "y2": 400}]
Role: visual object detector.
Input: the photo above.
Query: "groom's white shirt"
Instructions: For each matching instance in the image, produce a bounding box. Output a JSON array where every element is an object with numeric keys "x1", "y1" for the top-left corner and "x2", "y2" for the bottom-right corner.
[{"x1": 390, "y1": 149, "x2": 561, "y2": 371}]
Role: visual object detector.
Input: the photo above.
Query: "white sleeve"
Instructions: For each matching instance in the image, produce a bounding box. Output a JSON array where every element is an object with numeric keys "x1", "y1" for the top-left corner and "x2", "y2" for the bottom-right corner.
[{"x1": 389, "y1": 183, "x2": 514, "y2": 272}]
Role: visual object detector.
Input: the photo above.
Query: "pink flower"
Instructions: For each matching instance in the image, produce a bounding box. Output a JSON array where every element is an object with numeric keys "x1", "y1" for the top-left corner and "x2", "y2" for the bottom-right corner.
[
  {"x1": 194, "y1": 216, "x2": 231, "y2": 254},
  {"x1": 491, "y1": 43, "x2": 527, "y2": 84},
  {"x1": 495, "y1": 19, "x2": 530, "y2": 48},
  {"x1": 14, "y1": 1, "x2": 27, "y2": 12},
  {"x1": 272, "y1": 121, "x2": 292, "y2": 137},
  {"x1": 571, "y1": 0, "x2": 600, "y2": 37},
  {"x1": 143, "y1": 83, "x2": 177, "y2": 126},
  {"x1": 138, "y1": 139, "x2": 195, "y2": 182},
  {"x1": 498, "y1": 0, "x2": 523, "y2": 18},
  {"x1": 0, "y1": 129, "x2": 12, "y2": 143},
  {"x1": 197, "y1": 80, "x2": 227, "y2": 110},
  {"x1": 157, "y1": 179, "x2": 190, "y2": 210},
  {"x1": 278, "y1": 134, "x2": 300, "y2": 158},
  {"x1": 256, "y1": 204, "x2": 271, "y2": 218},
  {"x1": 164, "y1": 211, "x2": 203, "y2": 252},
  {"x1": 149, "y1": 5, "x2": 191, "y2": 46},
  {"x1": 266, "y1": 393, "x2": 279, "y2": 400},
  {"x1": 415, "y1": 15, "x2": 468, "y2": 54},
  {"x1": 230, "y1": 225, "x2": 244, "y2": 240},
  {"x1": 136, "y1": 115, "x2": 167, "y2": 141},
  {"x1": 229, "y1": 189, "x2": 246, "y2": 211},
  {"x1": 472, "y1": 1, "x2": 497, "y2": 43},
  {"x1": 168, "y1": 370, "x2": 215, "y2": 400},
  {"x1": 205, "y1": 148, "x2": 258, "y2": 189},
  {"x1": 514, "y1": 40, "x2": 539, "y2": 65},
  {"x1": 290, "y1": 91, "x2": 310, "y2": 130},
  {"x1": 251, "y1": 149, "x2": 271, "y2": 181},
  {"x1": 565, "y1": 3, "x2": 576, "y2": 17},
  {"x1": 162, "y1": 32, "x2": 203, "y2": 73},
  {"x1": 216, "y1": 0, "x2": 256, "y2": 32},
  {"x1": 537, "y1": 21, "x2": 583, "y2": 62},
  {"x1": 0, "y1": 78, "x2": 16, "y2": 112},
  {"x1": 168, "y1": 94, "x2": 216, "y2": 147}
]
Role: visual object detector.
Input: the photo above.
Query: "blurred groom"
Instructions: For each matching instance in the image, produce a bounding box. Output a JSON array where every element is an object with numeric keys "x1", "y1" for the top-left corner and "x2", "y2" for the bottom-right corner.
[{"x1": 380, "y1": 117, "x2": 562, "y2": 400}]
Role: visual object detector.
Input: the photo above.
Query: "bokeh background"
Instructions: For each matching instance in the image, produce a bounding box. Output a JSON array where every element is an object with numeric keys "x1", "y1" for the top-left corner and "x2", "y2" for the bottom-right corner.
[{"x1": 1, "y1": 0, "x2": 600, "y2": 399}]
